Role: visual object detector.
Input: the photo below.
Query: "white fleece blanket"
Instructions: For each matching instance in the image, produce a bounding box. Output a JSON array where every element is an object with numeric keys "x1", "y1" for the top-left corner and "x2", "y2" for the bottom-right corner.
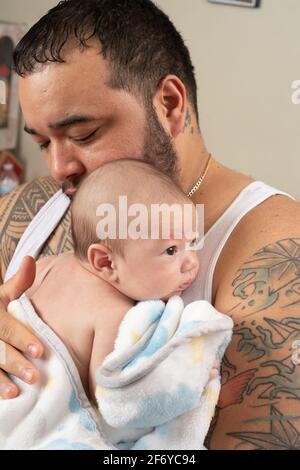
[
  {"x1": 0, "y1": 295, "x2": 111, "y2": 450},
  {"x1": 0, "y1": 295, "x2": 233, "y2": 450},
  {"x1": 96, "y1": 296, "x2": 233, "y2": 450}
]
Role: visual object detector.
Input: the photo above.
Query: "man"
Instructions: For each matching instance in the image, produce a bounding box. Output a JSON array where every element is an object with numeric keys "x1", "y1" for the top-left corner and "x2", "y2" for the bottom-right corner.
[{"x1": 0, "y1": 0, "x2": 299, "y2": 450}]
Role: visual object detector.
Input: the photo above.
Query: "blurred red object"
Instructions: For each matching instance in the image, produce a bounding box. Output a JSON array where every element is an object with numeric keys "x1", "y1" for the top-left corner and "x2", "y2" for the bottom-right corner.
[{"x1": 0, "y1": 150, "x2": 23, "y2": 180}]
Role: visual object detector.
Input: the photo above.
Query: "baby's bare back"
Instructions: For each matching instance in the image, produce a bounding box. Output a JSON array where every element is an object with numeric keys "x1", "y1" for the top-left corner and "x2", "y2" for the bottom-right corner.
[{"x1": 26, "y1": 252, "x2": 134, "y2": 399}]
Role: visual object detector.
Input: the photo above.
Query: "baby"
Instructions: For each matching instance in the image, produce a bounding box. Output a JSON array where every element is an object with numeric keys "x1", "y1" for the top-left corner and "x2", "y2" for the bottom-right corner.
[
  {"x1": 1, "y1": 159, "x2": 232, "y2": 450},
  {"x1": 26, "y1": 159, "x2": 200, "y2": 400}
]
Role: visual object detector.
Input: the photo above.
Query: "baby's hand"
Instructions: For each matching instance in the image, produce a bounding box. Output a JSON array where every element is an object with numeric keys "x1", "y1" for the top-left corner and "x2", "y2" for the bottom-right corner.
[{"x1": 209, "y1": 360, "x2": 220, "y2": 380}]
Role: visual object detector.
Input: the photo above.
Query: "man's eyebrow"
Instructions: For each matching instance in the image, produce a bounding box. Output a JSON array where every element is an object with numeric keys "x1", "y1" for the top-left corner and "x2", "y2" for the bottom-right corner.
[
  {"x1": 49, "y1": 115, "x2": 96, "y2": 130},
  {"x1": 24, "y1": 115, "x2": 96, "y2": 135}
]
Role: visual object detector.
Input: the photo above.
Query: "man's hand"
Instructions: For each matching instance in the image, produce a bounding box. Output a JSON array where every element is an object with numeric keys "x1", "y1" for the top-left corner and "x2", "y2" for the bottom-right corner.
[{"x1": 0, "y1": 256, "x2": 44, "y2": 399}]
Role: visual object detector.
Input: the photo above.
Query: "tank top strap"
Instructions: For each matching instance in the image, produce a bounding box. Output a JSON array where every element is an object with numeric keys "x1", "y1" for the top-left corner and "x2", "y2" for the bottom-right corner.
[
  {"x1": 182, "y1": 181, "x2": 295, "y2": 305},
  {"x1": 4, "y1": 189, "x2": 70, "y2": 283},
  {"x1": 203, "y1": 181, "x2": 295, "y2": 302}
]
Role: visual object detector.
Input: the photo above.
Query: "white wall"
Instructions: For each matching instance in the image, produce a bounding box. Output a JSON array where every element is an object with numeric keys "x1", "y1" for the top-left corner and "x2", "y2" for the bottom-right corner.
[
  {"x1": 157, "y1": 0, "x2": 300, "y2": 199},
  {"x1": 1, "y1": 0, "x2": 299, "y2": 199}
]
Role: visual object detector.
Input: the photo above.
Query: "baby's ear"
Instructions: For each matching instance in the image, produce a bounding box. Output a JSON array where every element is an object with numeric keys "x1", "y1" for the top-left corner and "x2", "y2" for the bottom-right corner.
[{"x1": 87, "y1": 244, "x2": 118, "y2": 282}]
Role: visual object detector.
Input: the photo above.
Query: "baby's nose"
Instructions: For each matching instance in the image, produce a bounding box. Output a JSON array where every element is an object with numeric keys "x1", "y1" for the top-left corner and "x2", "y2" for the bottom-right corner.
[{"x1": 181, "y1": 252, "x2": 199, "y2": 274}]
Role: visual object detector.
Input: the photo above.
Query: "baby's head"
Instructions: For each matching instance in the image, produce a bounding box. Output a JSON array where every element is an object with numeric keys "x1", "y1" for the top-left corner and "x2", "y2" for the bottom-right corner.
[{"x1": 71, "y1": 159, "x2": 200, "y2": 301}]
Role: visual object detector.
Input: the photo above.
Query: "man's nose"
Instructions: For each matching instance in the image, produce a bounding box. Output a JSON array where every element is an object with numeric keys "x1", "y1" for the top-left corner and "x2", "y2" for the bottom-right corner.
[{"x1": 48, "y1": 142, "x2": 85, "y2": 182}]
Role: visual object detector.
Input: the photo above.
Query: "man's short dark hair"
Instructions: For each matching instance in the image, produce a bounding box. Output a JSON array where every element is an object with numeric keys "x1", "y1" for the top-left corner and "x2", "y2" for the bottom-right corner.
[{"x1": 13, "y1": 0, "x2": 198, "y2": 121}]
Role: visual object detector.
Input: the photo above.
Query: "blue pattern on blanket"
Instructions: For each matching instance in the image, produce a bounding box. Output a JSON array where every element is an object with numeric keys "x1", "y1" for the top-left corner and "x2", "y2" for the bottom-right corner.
[
  {"x1": 125, "y1": 299, "x2": 180, "y2": 368},
  {"x1": 69, "y1": 390, "x2": 97, "y2": 433},
  {"x1": 96, "y1": 296, "x2": 234, "y2": 450},
  {"x1": 41, "y1": 438, "x2": 95, "y2": 450},
  {"x1": 144, "y1": 299, "x2": 166, "y2": 323},
  {"x1": 126, "y1": 383, "x2": 199, "y2": 427}
]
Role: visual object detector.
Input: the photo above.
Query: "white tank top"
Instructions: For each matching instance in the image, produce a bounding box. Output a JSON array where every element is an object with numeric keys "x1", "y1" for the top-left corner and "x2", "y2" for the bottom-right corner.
[
  {"x1": 182, "y1": 181, "x2": 294, "y2": 304},
  {"x1": 4, "y1": 181, "x2": 295, "y2": 303}
]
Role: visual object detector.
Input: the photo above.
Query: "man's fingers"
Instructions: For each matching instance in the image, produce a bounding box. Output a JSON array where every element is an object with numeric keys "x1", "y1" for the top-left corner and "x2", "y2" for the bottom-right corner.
[
  {"x1": 209, "y1": 368, "x2": 219, "y2": 380},
  {"x1": 0, "y1": 341, "x2": 40, "y2": 390},
  {"x1": 0, "y1": 256, "x2": 36, "y2": 307},
  {"x1": 0, "y1": 257, "x2": 42, "y2": 394},
  {"x1": 0, "y1": 369, "x2": 19, "y2": 399},
  {"x1": 0, "y1": 312, "x2": 43, "y2": 358},
  {"x1": 209, "y1": 360, "x2": 221, "y2": 380}
]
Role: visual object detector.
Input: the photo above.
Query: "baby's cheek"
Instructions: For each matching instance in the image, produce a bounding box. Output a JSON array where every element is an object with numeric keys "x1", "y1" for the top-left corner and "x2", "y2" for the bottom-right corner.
[{"x1": 157, "y1": 269, "x2": 176, "y2": 289}]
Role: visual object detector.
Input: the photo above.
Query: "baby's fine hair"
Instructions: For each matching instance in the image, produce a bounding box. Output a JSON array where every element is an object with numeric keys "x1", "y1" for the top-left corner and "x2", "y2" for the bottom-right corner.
[{"x1": 71, "y1": 158, "x2": 193, "y2": 260}]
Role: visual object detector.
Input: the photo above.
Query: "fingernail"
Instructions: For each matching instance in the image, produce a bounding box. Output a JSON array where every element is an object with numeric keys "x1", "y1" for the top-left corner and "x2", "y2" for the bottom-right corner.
[
  {"x1": 0, "y1": 383, "x2": 15, "y2": 398},
  {"x1": 22, "y1": 368, "x2": 34, "y2": 383},
  {"x1": 27, "y1": 344, "x2": 39, "y2": 358}
]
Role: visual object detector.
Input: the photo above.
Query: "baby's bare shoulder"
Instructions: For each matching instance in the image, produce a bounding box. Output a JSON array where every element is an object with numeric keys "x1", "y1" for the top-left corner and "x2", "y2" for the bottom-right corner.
[
  {"x1": 36, "y1": 254, "x2": 58, "y2": 270},
  {"x1": 92, "y1": 291, "x2": 135, "y2": 348},
  {"x1": 98, "y1": 291, "x2": 135, "y2": 323},
  {"x1": 27, "y1": 255, "x2": 59, "y2": 297}
]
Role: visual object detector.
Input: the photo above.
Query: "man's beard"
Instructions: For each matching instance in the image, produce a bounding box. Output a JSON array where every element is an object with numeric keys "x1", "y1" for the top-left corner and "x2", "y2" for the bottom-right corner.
[
  {"x1": 63, "y1": 103, "x2": 180, "y2": 197},
  {"x1": 142, "y1": 104, "x2": 180, "y2": 186}
]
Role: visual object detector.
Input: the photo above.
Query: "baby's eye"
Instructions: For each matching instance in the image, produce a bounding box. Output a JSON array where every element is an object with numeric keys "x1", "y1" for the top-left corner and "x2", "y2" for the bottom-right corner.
[
  {"x1": 190, "y1": 238, "x2": 197, "y2": 247},
  {"x1": 165, "y1": 246, "x2": 177, "y2": 256}
]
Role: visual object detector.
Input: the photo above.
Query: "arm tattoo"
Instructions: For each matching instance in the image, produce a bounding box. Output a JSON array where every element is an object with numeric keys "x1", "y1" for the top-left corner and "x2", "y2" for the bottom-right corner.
[
  {"x1": 207, "y1": 238, "x2": 300, "y2": 450},
  {"x1": 229, "y1": 238, "x2": 300, "y2": 316},
  {"x1": 228, "y1": 405, "x2": 300, "y2": 450}
]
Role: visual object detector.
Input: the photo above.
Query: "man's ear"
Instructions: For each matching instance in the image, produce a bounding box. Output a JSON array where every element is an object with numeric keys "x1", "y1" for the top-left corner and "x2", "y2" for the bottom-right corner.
[
  {"x1": 87, "y1": 243, "x2": 118, "y2": 283},
  {"x1": 153, "y1": 74, "x2": 187, "y2": 138}
]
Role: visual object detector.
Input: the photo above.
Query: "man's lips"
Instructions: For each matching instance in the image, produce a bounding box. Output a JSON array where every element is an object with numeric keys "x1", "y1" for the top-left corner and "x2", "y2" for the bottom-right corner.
[
  {"x1": 62, "y1": 180, "x2": 80, "y2": 197},
  {"x1": 64, "y1": 187, "x2": 77, "y2": 197},
  {"x1": 62, "y1": 175, "x2": 85, "y2": 197}
]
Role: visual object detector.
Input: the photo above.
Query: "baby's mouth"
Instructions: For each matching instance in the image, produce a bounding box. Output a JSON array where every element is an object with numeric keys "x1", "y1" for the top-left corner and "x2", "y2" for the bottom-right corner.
[{"x1": 178, "y1": 279, "x2": 193, "y2": 290}]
